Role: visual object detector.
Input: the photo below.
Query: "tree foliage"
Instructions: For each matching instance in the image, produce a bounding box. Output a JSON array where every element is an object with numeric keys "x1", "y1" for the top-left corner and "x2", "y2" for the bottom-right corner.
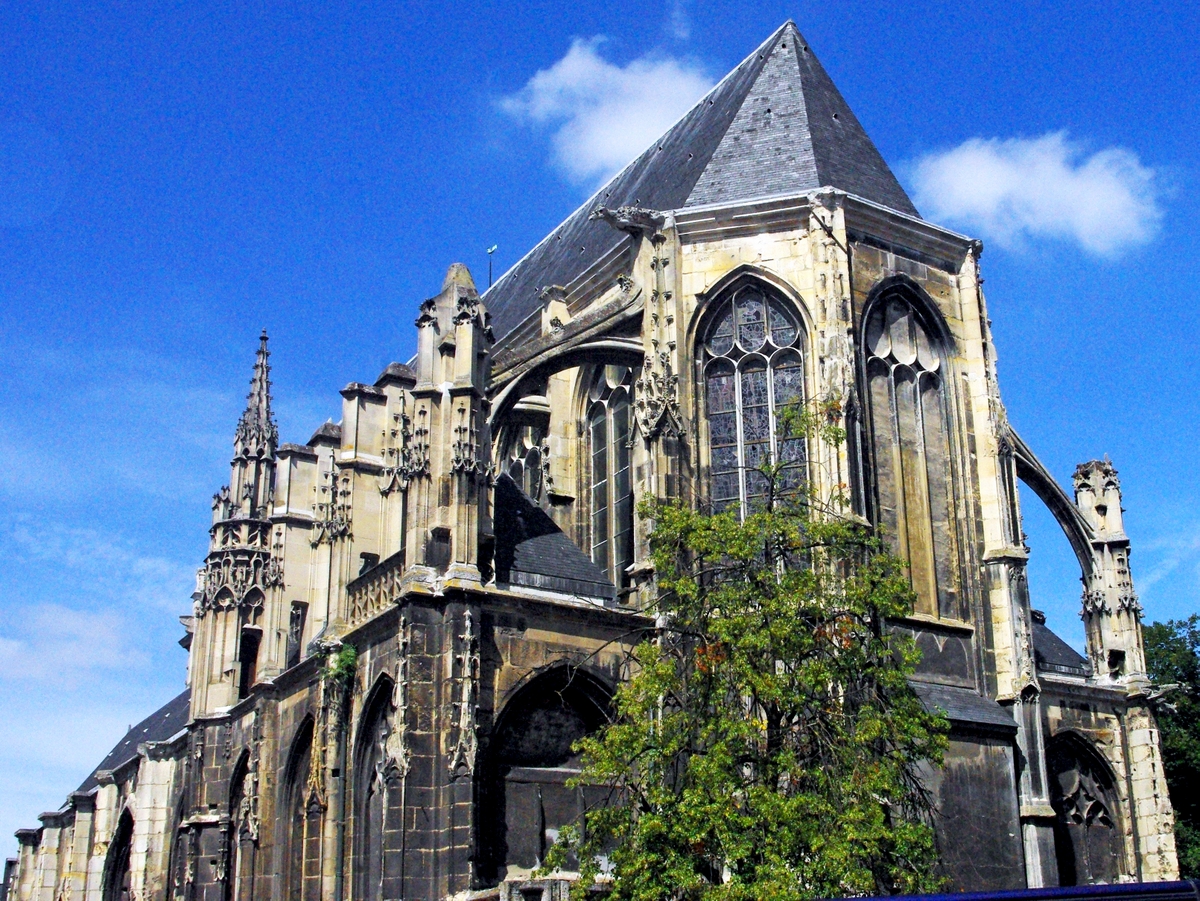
[
  {"x1": 545, "y1": 403, "x2": 948, "y2": 900},
  {"x1": 1144, "y1": 615, "x2": 1200, "y2": 878}
]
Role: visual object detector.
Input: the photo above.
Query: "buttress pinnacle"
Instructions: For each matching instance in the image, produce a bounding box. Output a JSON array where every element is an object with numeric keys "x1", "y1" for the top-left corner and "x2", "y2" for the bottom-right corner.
[{"x1": 234, "y1": 330, "x2": 279, "y2": 454}]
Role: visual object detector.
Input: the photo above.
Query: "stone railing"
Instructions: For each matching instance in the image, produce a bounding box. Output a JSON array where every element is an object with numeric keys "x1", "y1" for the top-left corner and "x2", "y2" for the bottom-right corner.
[{"x1": 346, "y1": 549, "x2": 406, "y2": 627}]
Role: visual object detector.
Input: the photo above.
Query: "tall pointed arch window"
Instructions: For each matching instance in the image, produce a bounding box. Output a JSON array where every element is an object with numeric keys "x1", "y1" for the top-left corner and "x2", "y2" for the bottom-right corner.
[
  {"x1": 702, "y1": 285, "x2": 807, "y2": 516},
  {"x1": 863, "y1": 293, "x2": 959, "y2": 619},
  {"x1": 587, "y1": 365, "x2": 634, "y2": 590}
]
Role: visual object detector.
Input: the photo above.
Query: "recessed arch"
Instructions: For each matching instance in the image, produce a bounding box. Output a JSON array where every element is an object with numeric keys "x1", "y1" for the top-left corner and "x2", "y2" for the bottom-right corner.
[
  {"x1": 352, "y1": 674, "x2": 395, "y2": 901},
  {"x1": 858, "y1": 274, "x2": 956, "y2": 356},
  {"x1": 280, "y1": 717, "x2": 315, "y2": 901},
  {"x1": 1045, "y1": 731, "x2": 1125, "y2": 885},
  {"x1": 688, "y1": 264, "x2": 814, "y2": 353},
  {"x1": 858, "y1": 276, "x2": 961, "y2": 619},
  {"x1": 102, "y1": 809, "x2": 135, "y2": 901},
  {"x1": 477, "y1": 664, "x2": 615, "y2": 886}
]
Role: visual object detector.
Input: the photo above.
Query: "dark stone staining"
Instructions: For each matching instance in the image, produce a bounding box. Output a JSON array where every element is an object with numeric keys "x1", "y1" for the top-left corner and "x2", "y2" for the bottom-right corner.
[
  {"x1": 1047, "y1": 735, "x2": 1124, "y2": 885},
  {"x1": 476, "y1": 667, "x2": 612, "y2": 885},
  {"x1": 928, "y1": 737, "x2": 1026, "y2": 891}
]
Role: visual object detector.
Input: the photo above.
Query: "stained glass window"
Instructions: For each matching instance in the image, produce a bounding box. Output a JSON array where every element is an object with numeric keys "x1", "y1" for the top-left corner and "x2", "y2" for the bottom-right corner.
[{"x1": 701, "y1": 285, "x2": 807, "y2": 516}]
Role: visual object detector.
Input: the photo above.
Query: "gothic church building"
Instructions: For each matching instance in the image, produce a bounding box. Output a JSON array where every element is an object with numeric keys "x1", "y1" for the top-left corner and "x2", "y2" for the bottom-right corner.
[{"x1": 4, "y1": 22, "x2": 1180, "y2": 901}]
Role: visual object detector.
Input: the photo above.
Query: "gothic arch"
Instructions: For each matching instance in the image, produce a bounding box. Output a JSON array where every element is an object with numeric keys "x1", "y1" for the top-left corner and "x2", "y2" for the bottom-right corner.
[
  {"x1": 1045, "y1": 732, "x2": 1125, "y2": 885},
  {"x1": 691, "y1": 269, "x2": 812, "y2": 515},
  {"x1": 352, "y1": 675, "x2": 395, "y2": 901},
  {"x1": 858, "y1": 276, "x2": 964, "y2": 619},
  {"x1": 227, "y1": 750, "x2": 254, "y2": 901},
  {"x1": 102, "y1": 809, "x2": 135, "y2": 901},
  {"x1": 476, "y1": 665, "x2": 615, "y2": 885},
  {"x1": 581, "y1": 363, "x2": 636, "y2": 588},
  {"x1": 688, "y1": 264, "x2": 815, "y2": 346},
  {"x1": 280, "y1": 717, "x2": 316, "y2": 901}
]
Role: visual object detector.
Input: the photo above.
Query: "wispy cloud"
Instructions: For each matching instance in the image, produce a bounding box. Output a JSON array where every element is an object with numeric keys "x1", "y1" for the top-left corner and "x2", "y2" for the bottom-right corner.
[
  {"x1": 500, "y1": 38, "x2": 714, "y2": 187},
  {"x1": 5, "y1": 521, "x2": 196, "y2": 613},
  {"x1": 0, "y1": 605, "x2": 148, "y2": 684},
  {"x1": 908, "y1": 132, "x2": 1162, "y2": 257}
]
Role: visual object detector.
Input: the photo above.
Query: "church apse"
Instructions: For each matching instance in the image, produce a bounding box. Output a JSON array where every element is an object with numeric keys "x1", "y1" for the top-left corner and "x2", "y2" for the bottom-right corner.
[{"x1": 3, "y1": 20, "x2": 1179, "y2": 901}]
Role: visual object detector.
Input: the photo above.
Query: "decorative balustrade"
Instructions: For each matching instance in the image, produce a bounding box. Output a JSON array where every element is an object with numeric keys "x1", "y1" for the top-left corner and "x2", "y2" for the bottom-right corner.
[{"x1": 346, "y1": 549, "x2": 406, "y2": 627}]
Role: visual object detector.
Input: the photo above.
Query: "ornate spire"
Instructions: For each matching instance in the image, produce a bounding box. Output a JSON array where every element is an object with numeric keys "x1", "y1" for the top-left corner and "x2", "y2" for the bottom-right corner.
[{"x1": 235, "y1": 330, "x2": 279, "y2": 455}]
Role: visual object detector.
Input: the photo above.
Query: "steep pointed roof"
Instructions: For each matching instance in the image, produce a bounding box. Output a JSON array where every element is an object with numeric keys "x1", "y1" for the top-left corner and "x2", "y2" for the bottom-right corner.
[
  {"x1": 484, "y1": 21, "x2": 917, "y2": 340},
  {"x1": 235, "y1": 330, "x2": 279, "y2": 452}
]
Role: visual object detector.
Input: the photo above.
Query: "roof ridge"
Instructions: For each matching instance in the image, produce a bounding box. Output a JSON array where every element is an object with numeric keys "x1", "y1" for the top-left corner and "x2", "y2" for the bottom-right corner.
[{"x1": 485, "y1": 26, "x2": 782, "y2": 303}]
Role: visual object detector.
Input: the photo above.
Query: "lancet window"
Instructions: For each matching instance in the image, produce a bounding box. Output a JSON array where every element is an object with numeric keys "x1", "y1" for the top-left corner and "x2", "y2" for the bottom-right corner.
[
  {"x1": 701, "y1": 285, "x2": 807, "y2": 516},
  {"x1": 863, "y1": 293, "x2": 959, "y2": 619},
  {"x1": 587, "y1": 365, "x2": 634, "y2": 590}
]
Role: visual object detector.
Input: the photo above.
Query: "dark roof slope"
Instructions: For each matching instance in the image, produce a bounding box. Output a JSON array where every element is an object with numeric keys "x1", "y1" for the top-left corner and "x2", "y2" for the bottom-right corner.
[
  {"x1": 911, "y1": 682, "x2": 1017, "y2": 733},
  {"x1": 493, "y1": 474, "x2": 616, "y2": 604},
  {"x1": 483, "y1": 21, "x2": 917, "y2": 340},
  {"x1": 77, "y1": 689, "x2": 191, "y2": 793},
  {"x1": 1031, "y1": 612, "x2": 1090, "y2": 676}
]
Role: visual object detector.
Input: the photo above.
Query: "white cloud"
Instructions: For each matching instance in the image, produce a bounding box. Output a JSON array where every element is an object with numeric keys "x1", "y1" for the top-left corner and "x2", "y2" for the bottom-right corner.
[
  {"x1": 908, "y1": 132, "x2": 1162, "y2": 257},
  {"x1": 500, "y1": 38, "x2": 714, "y2": 186}
]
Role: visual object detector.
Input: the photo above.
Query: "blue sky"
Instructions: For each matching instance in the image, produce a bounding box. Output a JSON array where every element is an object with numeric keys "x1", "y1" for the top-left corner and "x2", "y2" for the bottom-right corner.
[{"x1": 1, "y1": 0, "x2": 1198, "y2": 854}]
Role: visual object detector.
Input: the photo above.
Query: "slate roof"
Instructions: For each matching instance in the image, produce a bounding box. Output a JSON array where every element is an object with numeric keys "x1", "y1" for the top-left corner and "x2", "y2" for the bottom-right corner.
[
  {"x1": 1031, "y1": 612, "x2": 1090, "y2": 676},
  {"x1": 483, "y1": 20, "x2": 918, "y2": 341},
  {"x1": 77, "y1": 689, "x2": 191, "y2": 793},
  {"x1": 911, "y1": 681, "x2": 1017, "y2": 733},
  {"x1": 493, "y1": 474, "x2": 616, "y2": 604}
]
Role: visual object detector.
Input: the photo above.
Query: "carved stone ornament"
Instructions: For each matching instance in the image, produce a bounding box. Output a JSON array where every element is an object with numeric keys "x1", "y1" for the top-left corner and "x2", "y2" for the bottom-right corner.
[
  {"x1": 589, "y1": 205, "x2": 665, "y2": 236},
  {"x1": 634, "y1": 352, "x2": 682, "y2": 438},
  {"x1": 448, "y1": 608, "x2": 479, "y2": 778},
  {"x1": 451, "y1": 405, "x2": 493, "y2": 483},
  {"x1": 1081, "y1": 589, "x2": 1110, "y2": 616},
  {"x1": 312, "y1": 467, "x2": 352, "y2": 546},
  {"x1": 1117, "y1": 592, "x2": 1143, "y2": 616},
  {"x1": 198, "y1": 550, "x2": 284, "y2": 612},
  {"x1": 383, "y1": 613, "x2": 412, "y2": 780},
  {"x1": 380, "y1": 406, "x2": 430, "y2": 495}
]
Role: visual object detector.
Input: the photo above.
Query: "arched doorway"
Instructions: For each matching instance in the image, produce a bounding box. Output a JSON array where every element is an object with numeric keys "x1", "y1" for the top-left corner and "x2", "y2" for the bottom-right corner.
[
  {"x1": 1047, "y1": 734, "x2": 1124, "y2": 884},
  {"x1": 103, "y1": 810, "x2": 135, "y2": 901},
  {"x1": 476, "y1": 666, "x2": 613, "y2": 884}
]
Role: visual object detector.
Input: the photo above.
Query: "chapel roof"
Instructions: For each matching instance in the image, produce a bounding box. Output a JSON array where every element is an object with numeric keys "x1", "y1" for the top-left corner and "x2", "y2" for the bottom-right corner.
[
  {"x1": 1031, "y1": 612, "x2": 1090, "y2": 676},
  {"x1": 76, "y1": 689, "x2": 191, "y2": 794},
  {"x1": 493, "y1": 473, "x2": 617, "y2": 604},
  {"x1": 483, "y1": 20, "x2": 918, "y2": 340}
]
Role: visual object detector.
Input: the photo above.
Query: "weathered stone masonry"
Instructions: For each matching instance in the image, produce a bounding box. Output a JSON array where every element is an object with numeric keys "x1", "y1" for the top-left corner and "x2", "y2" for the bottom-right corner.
[{"x1": 4, "y1": 20, "x2": 1178, "y2": 901}]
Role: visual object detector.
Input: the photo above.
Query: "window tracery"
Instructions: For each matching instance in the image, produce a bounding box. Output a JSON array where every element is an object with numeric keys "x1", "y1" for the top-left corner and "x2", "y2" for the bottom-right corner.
[
  {"x1": 701, "y1": 285, "x2": 807, "y2": 516},
  {"x1": 502, "y1": 423, "x2": 547, "y2": 503},
  {"x1": 587, "y1": 365, "x2": 634, "y2": 590},
  {"x1": 863, "y1": 293, "x2": 959, "y2": 619}
]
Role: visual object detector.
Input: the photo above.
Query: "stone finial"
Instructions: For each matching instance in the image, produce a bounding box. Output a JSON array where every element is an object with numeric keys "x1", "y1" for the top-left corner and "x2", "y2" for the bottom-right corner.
[
  {"x1": 234, "y1": 330, "x2": 279, "y2": 455},
  {"x1": 442, "y1": 262, "x2": 477, "y2": 292}
]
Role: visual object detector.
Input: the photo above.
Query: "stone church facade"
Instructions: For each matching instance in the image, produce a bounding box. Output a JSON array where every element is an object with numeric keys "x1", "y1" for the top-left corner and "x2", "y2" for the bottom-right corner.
[{"x1": 4, "y1": 21, "x2": 1180, "y2": 901}]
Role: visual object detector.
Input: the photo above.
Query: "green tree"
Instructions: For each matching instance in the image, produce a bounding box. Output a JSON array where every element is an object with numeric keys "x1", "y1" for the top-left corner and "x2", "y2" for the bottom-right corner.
[
  {"x1": 1144, "y1": 615, "x2": 1200, "y2": 877},
  {"x1": 546, "y1": 403, "x2": 948, "y2": 901}
]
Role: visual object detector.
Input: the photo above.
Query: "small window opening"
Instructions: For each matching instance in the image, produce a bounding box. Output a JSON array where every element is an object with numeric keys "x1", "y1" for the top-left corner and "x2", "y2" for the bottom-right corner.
[
  {"x1": 238, "y1": 627, "x2": 262, "y2": 700},
  {"x1": 1107, "y1": 649, "x2": 1125, "y2": 679},
  {"x1": 427, "y1": 527, "x2": 452, "y2": 571},
  {"x1": 286, "y1": 603, "x2": 307, "y2": 670}
]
